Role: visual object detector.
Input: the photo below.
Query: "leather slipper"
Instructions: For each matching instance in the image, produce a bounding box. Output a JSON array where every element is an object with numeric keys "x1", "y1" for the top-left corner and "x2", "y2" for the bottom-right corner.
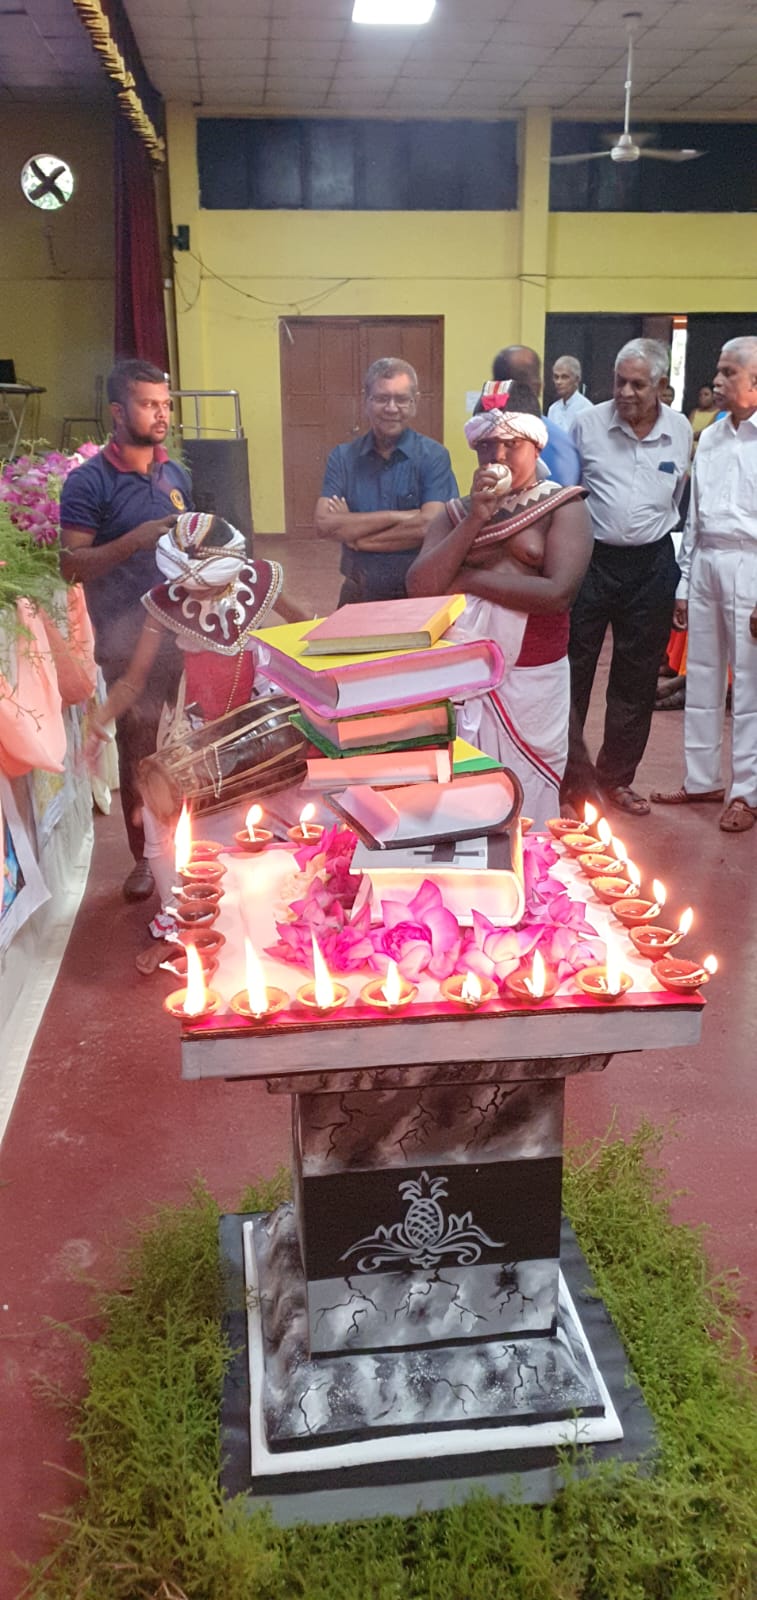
[
  {"x1": 651, "y1": 787, "x2": 725, "y2": 805},
  {"x1": 605, "y1": 786, "x2": 651, "y2": 816},
  {"x1": 720, "y1": 799, "x2": 756, "y2": 833}
]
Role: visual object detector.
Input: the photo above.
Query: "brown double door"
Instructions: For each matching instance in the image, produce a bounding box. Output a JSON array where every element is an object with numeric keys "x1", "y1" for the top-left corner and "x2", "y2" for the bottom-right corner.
[{"x1": 280, "y1": 316, "x2": 444, "y2": 537}]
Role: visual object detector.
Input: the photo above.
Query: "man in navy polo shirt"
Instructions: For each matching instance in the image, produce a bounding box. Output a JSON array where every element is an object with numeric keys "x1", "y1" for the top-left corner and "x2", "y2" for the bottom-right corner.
[
  {"x1": 315, "y1": 357, "x2": 458, "y2": 605},
  {"x1": 60, "y1": 358, "x2": 193, "y2": 901}
]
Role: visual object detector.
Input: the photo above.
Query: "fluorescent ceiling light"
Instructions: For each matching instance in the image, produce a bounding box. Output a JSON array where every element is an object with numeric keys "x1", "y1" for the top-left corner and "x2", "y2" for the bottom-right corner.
[{"x1": 352, "y1": 0, "x2": 435, "y2": 23}]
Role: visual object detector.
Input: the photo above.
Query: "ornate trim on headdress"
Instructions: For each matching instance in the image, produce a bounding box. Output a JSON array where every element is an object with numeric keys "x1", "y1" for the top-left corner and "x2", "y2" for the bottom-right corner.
[
  {"x1": 142, "y1": 561, "x2": 284, "y2": 655},
  {"x1": 479, "y1": 380, "x2": 512, "y2": 413}
]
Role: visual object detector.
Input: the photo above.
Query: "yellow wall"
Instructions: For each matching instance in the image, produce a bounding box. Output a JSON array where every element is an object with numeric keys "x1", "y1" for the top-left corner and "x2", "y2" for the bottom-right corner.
[
  {"x1": 166, "y1": 102, "x2": 757, "y2": 534},
  {"x1": 0, "y1": 103, "x2": 114, "y2": 451}
]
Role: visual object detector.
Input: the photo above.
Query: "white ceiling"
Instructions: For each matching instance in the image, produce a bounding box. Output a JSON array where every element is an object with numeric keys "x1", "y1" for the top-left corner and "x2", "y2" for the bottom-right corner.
[{"x1": 3, "y1": 0, "x2": 757, "y2": 118}]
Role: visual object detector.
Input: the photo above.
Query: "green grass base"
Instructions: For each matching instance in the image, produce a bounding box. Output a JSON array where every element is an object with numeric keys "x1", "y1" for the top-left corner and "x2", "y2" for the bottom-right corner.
[{"x1": 24, "y1": 1126, "x2": 757, "y2": 1600}]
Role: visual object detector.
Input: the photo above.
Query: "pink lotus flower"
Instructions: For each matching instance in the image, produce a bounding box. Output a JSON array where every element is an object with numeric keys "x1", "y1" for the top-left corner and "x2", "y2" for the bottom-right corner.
[
  {"x1": 373, "y1": 879, "x2": 462, "y2": 980},
  {"x1": 461, "y1": 909, "x2": 544, "y2": 982}
]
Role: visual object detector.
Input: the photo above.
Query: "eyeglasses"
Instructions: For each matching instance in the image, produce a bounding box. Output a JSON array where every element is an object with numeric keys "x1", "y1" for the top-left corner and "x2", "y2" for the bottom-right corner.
[{"x1": 367, "y1": 394, "x2": 416, "y2": 412}]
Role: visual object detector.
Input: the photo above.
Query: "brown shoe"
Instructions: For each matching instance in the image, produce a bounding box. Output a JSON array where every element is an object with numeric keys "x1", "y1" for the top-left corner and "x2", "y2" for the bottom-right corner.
[
  {"x1": 719, "y1": 799, "x2": 757, "y2": 833},
  {"x1": 123, "y1": 859, "x2": 155, "y2": 901}
]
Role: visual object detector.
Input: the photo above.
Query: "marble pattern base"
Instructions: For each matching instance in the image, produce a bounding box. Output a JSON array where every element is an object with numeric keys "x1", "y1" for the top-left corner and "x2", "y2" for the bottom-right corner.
[{"x1": 246, "y1": 1208, "x2": 622, "y2": 1468}]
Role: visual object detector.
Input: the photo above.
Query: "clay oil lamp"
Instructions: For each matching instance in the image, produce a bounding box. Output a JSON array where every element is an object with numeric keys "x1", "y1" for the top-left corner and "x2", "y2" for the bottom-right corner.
[
  {"x1": 189, "y1": 838, "x2": 224, "y2": 861},
  {"x1": 652, "y1": 954, "x2": 718, "y2": 993},
  {"x1": 561, "y1": 829, "x2": 600, "y2": 858},
  {"x1": 175, "y1": 880, "x2": 222, "y2": 910},
  {"x1": 576, "y1": 933, "x2": 633, "y2": 1002},
  {"x1": 163, "y1": 941, "x2": 221, "y2": 1020},
  {"x1": 174, "y1": 898, "x2": 221, "y2": 930},
  {"x1": 611, "y1": 876, "x2": 665, "y2": 929},
  {"x1": 230, "y1": 938, "x2": 289, "y2": 1020},
  {"x1": 160, "y1": 949, "x2": 219, "y2": 983},
  {"x1": 630, "y1": 907, "x2": 694, "y2": 962},
  {"x1": 361, "y1": 958, "x2": 417, "y2": 1012},
  {"x1": 179, "y1": 858, "x2": 227, "y2": 888},
  {"x1": 546, "y1": 817, "x2": 588, "y2": 841},
  {"x1": 296, "y1": 932, "x2": 349, "y2": 1013},
  {"x1": 440, "y1": 969, "x2": 498, "y2": 1010},
  {"x1": 504, "y1": 948, "x2": 559, "y2": 1004},
  {"x1": 178, "y1": 925, "x2": 226, "y2": 960},
  {"x1": 519, "y1": 817, "x2": 534, "y2": 836},
  {"x1": 235, "y1": 802, "x2": 274, "y2": 854},
  {"x1": 288, "y1": 803, "x2": 325, "y2": 848},
  {"x1": 592, "y1": 861, "x2": 641, "y2": 905}
]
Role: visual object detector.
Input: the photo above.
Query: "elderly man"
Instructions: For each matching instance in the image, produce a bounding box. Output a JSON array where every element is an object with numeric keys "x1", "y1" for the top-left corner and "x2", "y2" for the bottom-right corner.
[
  {"x1": 60, "y1": 358, "x2": 191, "y2": 900},
  {"x1": 315, "y1": 357, "x2": 457, "y2": 605},
  {"x1": 652, "y1": 337, "x2": 757, "y2": 832},
  {"x1": 548, "y1": 356, "x2": 593, "y2": 433},
  {"x1": 565, "y1": 338, "x2": 692, "y2": 816}
]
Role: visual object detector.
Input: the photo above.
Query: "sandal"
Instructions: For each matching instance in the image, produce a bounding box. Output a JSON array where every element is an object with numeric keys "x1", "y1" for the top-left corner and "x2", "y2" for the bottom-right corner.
[
  {"x1": 720, "y1": 798, "x2": 756, "y2": 833},
  {"x1": 651, "y1": 787, "x2": 725, "y2": 805},
  {"x1": 136, "y1": 938, "x2": 181, "y2": 976},
  {"x1": 604, "y1": 786, "x2": 651, "y2": 816}
]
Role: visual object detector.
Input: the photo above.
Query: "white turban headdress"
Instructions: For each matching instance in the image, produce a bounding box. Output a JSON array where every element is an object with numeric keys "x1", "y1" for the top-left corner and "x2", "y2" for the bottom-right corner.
[
  {"x1": 464, "y1": 410, "x2": 548, "y2": 452},
  {"x1": 156, "y1": 511, "x2": 247, "y2": 593}
]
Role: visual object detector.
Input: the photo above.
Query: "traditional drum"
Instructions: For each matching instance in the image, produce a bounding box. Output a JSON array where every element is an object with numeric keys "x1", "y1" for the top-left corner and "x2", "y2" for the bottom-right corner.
[{"x1": 138, "y1": 693, "x2": 307, "y2": 822}]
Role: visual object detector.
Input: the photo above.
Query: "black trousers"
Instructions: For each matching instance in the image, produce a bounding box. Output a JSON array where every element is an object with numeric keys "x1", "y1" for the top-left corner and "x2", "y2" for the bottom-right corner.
[
  {"x1": 102, "y1": 637, "x2": 182, "y2": 863},
  {"x1": 567, "y1": 535, "x2": 678, "y2": 793}
]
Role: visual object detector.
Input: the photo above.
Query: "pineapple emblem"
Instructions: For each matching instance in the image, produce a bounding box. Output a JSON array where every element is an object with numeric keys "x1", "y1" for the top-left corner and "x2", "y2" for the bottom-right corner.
[
  {"x1": 342, "y1": 1170, "x2": 502, "y2": 1273},
  {"x1": 400, "y1": 1174, "x2": 447, "y2": 1255}
]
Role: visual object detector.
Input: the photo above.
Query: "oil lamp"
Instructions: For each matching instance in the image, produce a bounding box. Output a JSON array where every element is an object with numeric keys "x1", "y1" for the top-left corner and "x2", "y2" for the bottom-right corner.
[
  {"x1": 296, "y1": 933, "x2": 349, "y2": 1012},
  {"x1": 230, "y1": 938, "x2": 289, "y2": 1019},
  {"x1": 592, "y1": 861, "x2": 641, "y2": 904},
  {"x1": 611, "y1": 874, "x2": 662, "y2": 927},
  {"x1": 546, "y1": 817, "x2": 588, "y2": 840},
  {"x1": 629, "y1": 906, "x2": 694, "y2": 961},
  {"x1": 575, "y1": 933, "x2": 633, "y2": 1001},
  {"x1": 561, "y1": 830, "x2": 600, "y2": 857},
  {"x1": 361, "y1": 959, "x2": 417, "y2": 1011},
  {"x1": 652, "y1": 954, "x2": 717, "y2": 993},
  {"x1": 288, "y1": 803, "x2": 325, "y2": 847},
  {"x1": 235, "y1": 803, "x2": 274, "y2": 854},
  {"x1": 163, "y1": 941, "x2": 221, "y2": 1019},
  {"x1": 440, "y1": 969, "x2": 498, "y2": 1009},
  {"x1": 504, "y1": 948, "x2": 559, "y2": 1003}
]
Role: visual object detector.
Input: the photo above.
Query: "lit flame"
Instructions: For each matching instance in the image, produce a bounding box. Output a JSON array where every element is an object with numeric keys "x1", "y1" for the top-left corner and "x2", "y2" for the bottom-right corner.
[
  {"x1": 625, "y1": 861, "x2": 642, "y2": 892},
  {"x1": 183, "y1": 942, "x2": 207, "y2": 1016},
  {"x1": 383, "y1": 959, "x2": 403, "y2": 1006},
  {"x1": 597, "y1": 817, "x2": 612, "y2": 848},
  {"x1": 652, "y1": 879, "x2": 667, "y2": 908},
  {"x1": 461, "y1": 970, "x2": 482, "y2": 1004},
  {"x1": 584, "y1": 802, "x2": 598, "y2": 828},
  {"x1": 299, "y1": 803, "x2": 316, "y2": 838},
  {"x1": 703, "y1": 955, "x2": 718, "y2": 975},
  {"x1": 174, "y1": 801, "x2": 192, "y2": 874},
  {"x1": 244, "y1": 937, "x2": 268, "y2": 1016},
  {"x1": 311, "y1": 932, "x2": 335, "y2": 1009},
  {"x1": 678, "y1": 907, "x2": 693, "y2": 937},
  {"x1": 605, "y1": 933, "x2": 623, "y2": 997},
  {"x1": 526, "y1": 948, "x2": 546, "y2": 999},
  {"x1": 245, "y1": 803, "x2": 263, "y2": 840},
  {"x1": 612, "y1": 835, "x2": 627, "y2": 863}
]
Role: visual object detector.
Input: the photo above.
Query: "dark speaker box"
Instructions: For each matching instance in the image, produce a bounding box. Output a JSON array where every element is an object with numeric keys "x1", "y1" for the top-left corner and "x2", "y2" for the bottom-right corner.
[{"x1": 182, "y1": 438, "x2": 254, "y2": 552}]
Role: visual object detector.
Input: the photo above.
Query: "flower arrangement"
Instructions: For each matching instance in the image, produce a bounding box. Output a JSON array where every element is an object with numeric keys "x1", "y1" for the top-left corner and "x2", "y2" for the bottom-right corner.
[
  {"x1": 266, "y1": 826, "x2": 601, "y2": 987},
  {"x1": 0, "y1": 442, "x2": 100, "y2": 548}
]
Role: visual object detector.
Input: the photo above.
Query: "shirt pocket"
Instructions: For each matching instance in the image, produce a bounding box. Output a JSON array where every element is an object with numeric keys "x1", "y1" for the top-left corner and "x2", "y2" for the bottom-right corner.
[{"x1": 639, "y1": 456, "x2": 679, "y2": 512}]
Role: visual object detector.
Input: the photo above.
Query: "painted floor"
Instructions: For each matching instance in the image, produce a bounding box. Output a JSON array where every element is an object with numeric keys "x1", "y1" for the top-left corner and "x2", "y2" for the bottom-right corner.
[{"x1": 0, "y1": 537, "x2": 754, "y2": 1599}]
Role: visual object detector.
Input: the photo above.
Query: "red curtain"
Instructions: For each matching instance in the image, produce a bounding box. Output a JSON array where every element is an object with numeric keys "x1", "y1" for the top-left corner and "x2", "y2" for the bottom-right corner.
[{"x1": 114, "y1": 116, "x2": 169, "y2": 371}]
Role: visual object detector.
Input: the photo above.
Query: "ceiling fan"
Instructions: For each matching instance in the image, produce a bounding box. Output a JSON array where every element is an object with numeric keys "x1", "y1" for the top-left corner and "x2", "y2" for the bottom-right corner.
[{"x1": 550, "y1": 12, "x2": 705, "y2": 166}]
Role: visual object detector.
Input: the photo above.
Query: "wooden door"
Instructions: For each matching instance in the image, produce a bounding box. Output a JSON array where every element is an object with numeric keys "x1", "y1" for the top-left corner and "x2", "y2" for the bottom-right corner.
[{"x1": 280, "y1": 316, "x2": 444, "y2": 536}]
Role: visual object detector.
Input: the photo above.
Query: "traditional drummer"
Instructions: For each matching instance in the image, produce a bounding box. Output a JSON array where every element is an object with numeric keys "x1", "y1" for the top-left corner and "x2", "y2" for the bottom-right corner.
[
  {"x1": 407, "y1": 382, "x2": 593, "y2": 829},
  {"x1": 88, "y1": 512, "x2": 304, "y2": 940}
]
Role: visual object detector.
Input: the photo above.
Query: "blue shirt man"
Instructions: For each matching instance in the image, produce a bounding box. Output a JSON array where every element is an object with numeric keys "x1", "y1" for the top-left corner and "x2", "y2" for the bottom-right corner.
[
  {"x1": 60, "y1": 358, "x2": 193, "y2": 900},
  {"x1": 491, "y1": 344, "x2": 581, "y2": 488},
  {"x1": 316, "y1": 358, "x2": 458, "y2": 604}
]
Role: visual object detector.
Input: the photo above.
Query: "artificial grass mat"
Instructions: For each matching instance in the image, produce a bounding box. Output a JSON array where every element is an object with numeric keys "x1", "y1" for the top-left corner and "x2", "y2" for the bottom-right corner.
[{"x1": 24, "y1": 1126, "x2": 757, "y2": 1600}]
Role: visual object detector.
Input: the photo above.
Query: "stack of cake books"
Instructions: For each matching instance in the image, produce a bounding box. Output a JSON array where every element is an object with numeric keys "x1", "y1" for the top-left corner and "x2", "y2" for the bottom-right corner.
[{"x1": 253, "y1": 598, "x2": 525, "y2": 924}]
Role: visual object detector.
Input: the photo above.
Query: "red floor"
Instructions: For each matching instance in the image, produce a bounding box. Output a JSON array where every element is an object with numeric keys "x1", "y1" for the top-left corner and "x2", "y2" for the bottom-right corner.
[{"x1": 1, "y1": 543, "x2": 755, "y2": 1596}]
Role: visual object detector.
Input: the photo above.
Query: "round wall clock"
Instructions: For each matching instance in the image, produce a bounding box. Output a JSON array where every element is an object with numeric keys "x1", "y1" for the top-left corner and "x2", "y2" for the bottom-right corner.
[{"x1": 20, "y1": 154, "x2": 75, "y2": 210}]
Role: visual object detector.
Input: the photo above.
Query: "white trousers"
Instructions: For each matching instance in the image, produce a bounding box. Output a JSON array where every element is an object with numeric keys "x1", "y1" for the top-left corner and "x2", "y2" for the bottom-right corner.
[
  {"x1": 684, "y1": 541, "x2": 757, "y2": 807},
  {"x1": 142, "y1": 802, "x2": 177, "y2": 912}
]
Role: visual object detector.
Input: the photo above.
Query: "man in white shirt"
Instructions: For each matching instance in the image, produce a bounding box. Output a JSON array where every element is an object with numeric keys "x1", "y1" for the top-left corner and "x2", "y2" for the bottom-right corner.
[
  {"x1": 565, "y1": 339, "x2": 692, "y2": 816},
  {"x1": 548, "y1": 356, "x2": 593, "y2": 433},
  {"x1": 652, "y1": 337, "x2": 757, "y2": 832}
]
